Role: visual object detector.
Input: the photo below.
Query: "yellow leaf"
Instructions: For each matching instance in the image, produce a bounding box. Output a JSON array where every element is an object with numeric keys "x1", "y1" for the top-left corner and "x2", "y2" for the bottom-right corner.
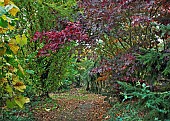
[
  {"x1": 37, "y1": 0, "x2": 42, "y2": 4},
  {"x1": 12, "y1": 76, "x2": 26, "y2": 92},
  {"x1": 9, "y1": 6, "x2": 19, "y2": 16},
  {"x1": 0, "y1": 0, "x2": 4, "y2": 4},
  {"x1": 0, "y1": 27, "x2": 8, "y2": 33},
  {"x1": 13, "y1": 81, "x2": 26, "y2": 92},
  {"x1": 10, "y1": 38, "x2": 17, "y2": 44},
  {"x1": 12, "y1": 76, "x2": 19, "y2": 84},
  {"x1": 22, "y1": 34, "x2": 27, "y2": 44},
  {"x1": 0, "y1": 3, "x2": 4, "y2": 6},
  {"x1": 5, "y1": 84, "x2": 13, "y2": 93},
  {"x1": 8, "y1": 24, "x2": 15, "y2": 30},
  {"x1": 44, "y1": 108, "x2": 51, "y2": 112},
  {"x1": 18, "y1": 64, "x2": 24, "y2": 75},
  {"x1": 8, "y1": 65, "x2": 15, "y2": 72},
  {"x1": 15, "y1": 35, "x2": 20, "y2": 40},
  {"x1": 15, "y1": 34, "x2": 27, "y2": 47},
  {"x1": 1, "y1": 15, "x2": 7, "y2": 21},
  {"x1": 25, "y1": 97, "x2": 30, "y2": 103},
  {"x1": 8, "y1": 39, "x2": 19, "y2": 54},
  {"x1": 14, "y1": 96, "x2": 30, "y2": 108}
]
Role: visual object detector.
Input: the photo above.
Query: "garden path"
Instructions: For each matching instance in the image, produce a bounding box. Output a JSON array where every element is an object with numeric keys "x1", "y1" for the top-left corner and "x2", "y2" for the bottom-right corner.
[{"x1": 33, "y1": 88, "x2": 111, "y2": 121}]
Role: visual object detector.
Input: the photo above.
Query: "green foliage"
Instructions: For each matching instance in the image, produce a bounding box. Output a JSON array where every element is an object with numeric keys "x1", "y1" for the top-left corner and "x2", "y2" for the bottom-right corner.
[
  {"x1": 162, "y1": 60, "x2": 170, "y2": 76},
  {"x1": 107, "y1": 102, "x2": 144, "y2": 121},
  {"x1": 9, "y1": 0, "x2": 81, "y2": 91},
  {"x1": 0, "y1": 98, "x2": 56, "y2": 121},
  {"x1": 0, "y1": 109, "x2": 35, "y2": 121},
  {"x1": 137, "y1": 49, "x2": 164, "y2": 71},
  {"x1": 46, "y1": 42, "x2": 77, "y2": 91},
  {"x1": 24, "y1": 42, "x2": 78, "y2": 97},
  {"x1": 136, "y1": 48, "x2": 170, "y2": 84},
  {"x1": 152, "y1": 22, "x2": 170, "y2": 38},
  {"x1": 118, "y1": 81, "x2": 170, "y2": 120},
  {"x1": 13, "y1": 0, "x2": 79, "y2": 35},
  {"x1": 11, "y1": 0, "x2": 82, "y2": 96},
  {"x1": 1, "y1": 0, "x2": 169, "y2": 120},
  {"x1": 43, "y1": 0, "x2": 78, "y2": 20},
  {"x1": 0, "y1": 0, "x2": 29, "y2": 109},
  {"x1": 76, "y1": 57, "x2": 95, "y2": 85},
  {"x1": 0, "y1": 1, "x2": 19, "y2": 33}
]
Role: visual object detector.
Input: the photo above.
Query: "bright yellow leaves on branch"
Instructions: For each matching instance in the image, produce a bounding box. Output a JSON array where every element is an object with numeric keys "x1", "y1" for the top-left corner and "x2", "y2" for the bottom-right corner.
[
  {"x1": 9, "y1": 6, "x2": 19, "y2": 16},
  {"x1": 12, "y1": 76, "x2": 26, "y2": 92},
  {"x1": 8, "y1": 39, "x2": 19, "y2": 54},
  {"x1": 4, "y1": 75, "x2": 29, "y2": 108},
  {"x1": 0, "y1": 0, "x2": 20, "y2": 33},
  {"x1": 16, "y1": 34, "x2": 27, "y2": 47},
  {"x1": 7, "y1": 34, "x2": 27, "y2": 54}
]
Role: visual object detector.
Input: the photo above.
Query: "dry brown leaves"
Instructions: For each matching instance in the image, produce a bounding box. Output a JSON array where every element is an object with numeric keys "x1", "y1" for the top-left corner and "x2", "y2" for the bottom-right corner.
[{"x1": 33, "y1": 88, "x2": 111, "y2": 121}]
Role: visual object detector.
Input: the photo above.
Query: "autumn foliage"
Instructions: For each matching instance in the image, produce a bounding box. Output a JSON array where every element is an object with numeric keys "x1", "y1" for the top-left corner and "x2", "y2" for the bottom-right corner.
[
  {"x1": 1, "y1": 0, "x2": 170, "y2": 120},
  {"x1": 32, "y1": 22, "x2": 88, "y2": 56}
]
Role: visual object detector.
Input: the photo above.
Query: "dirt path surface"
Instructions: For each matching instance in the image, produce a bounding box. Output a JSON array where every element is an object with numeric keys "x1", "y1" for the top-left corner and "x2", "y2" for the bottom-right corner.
[{"x1": 33, "y1": 88, "x2": 111, "y2": 121}]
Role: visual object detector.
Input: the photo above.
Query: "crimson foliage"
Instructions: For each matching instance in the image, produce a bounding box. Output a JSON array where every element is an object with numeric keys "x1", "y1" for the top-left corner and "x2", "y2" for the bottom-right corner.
[{"x1": 32, "y1": 22, "x2": 88, "y2": 56}]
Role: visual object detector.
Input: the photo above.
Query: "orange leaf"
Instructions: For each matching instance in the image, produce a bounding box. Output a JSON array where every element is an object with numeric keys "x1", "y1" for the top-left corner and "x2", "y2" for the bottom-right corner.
[
  {"x1": 8, "y1": 42, "x2": 19, "y2": 54},
  {"x1": 4, "y1": 0, "x2": 10, "y2": 5}
]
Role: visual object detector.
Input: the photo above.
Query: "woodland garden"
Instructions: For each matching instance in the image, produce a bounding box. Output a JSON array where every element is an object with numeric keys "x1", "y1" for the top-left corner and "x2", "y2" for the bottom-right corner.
[{"x1": 0, "y1": 0, "x2": 170, "y2": 120}]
